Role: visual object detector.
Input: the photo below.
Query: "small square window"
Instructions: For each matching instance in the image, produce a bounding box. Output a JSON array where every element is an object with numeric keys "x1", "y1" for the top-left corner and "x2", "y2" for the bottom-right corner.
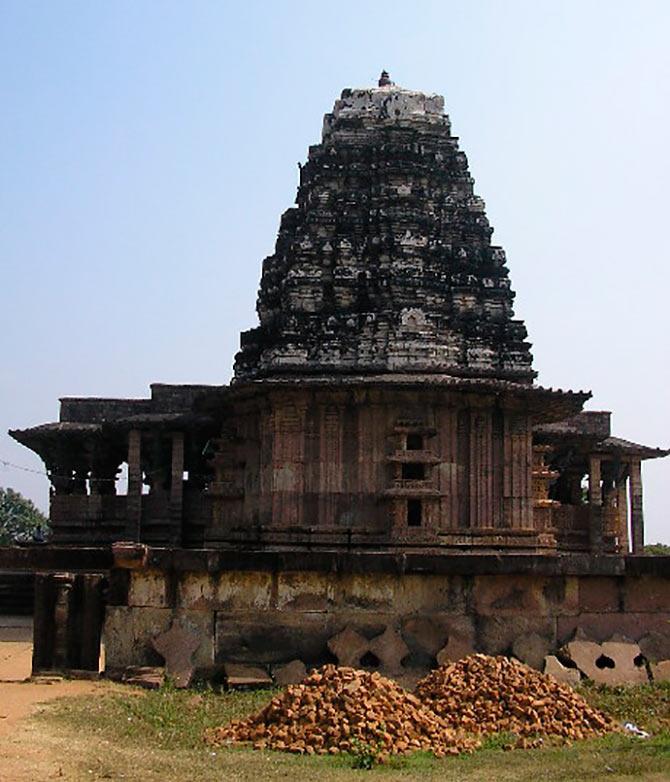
[
  {"x1": 406, "y1": 433, "x2": 423, "y2": 450},
  {"x1": 407, "y1": 499, "x2": 422, "y2": 527},
  {"x1": 402, "y1": 462, "x2": 425, "y2": 480}
]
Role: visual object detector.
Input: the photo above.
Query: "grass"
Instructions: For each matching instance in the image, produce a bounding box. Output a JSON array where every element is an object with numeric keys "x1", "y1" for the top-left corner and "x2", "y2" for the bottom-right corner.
[
  {"x1": 29, "y1": 680, "x2": 670, "y2": 781},
  {"x1": 577, "y1": 681, "x2": 670, "y2": 733}
]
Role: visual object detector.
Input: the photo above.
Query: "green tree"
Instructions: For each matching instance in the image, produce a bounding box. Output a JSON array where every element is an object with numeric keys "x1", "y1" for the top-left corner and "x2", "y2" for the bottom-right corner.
[
  {"x1": 643, "y1": 542, "x2": 670, "y2": 555},
  {"x1": 0, "y1": 487, "x2": 49, "y2": 545}
]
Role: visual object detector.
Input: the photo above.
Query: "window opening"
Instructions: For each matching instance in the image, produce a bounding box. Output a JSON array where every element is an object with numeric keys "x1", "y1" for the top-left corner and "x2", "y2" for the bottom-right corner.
[
  {"x1": 406, "y1": 433, "x2": 423, "y2": 450},
  {"x1": 407, "y1": 499, "x2": 422, "y2": 527},
  {"x1": 402, "y1": 462, "x2": 425, "y2": 480}
]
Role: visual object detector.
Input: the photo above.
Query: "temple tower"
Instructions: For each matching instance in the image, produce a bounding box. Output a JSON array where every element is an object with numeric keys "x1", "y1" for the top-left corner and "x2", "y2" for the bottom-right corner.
[{"x1": 235, "y1": 73, "x2": 533, "y2": 383}]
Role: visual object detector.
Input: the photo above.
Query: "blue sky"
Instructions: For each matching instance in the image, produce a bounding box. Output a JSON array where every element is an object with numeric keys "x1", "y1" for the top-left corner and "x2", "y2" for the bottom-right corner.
[{"x1": 1, "y1": 0, "x2": 669, "y2": 541}]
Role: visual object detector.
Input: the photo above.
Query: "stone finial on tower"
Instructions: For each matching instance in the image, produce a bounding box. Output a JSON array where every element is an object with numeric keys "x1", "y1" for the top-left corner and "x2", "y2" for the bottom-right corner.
[{"x1": 378, "y1": 70, "x2": 393, "y2": 87}]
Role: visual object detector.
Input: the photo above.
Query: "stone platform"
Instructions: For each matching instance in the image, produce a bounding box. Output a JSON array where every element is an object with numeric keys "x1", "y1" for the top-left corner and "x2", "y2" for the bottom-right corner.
[{"x1": 101, "y1": 548, "x2": 670, "y2": 680}]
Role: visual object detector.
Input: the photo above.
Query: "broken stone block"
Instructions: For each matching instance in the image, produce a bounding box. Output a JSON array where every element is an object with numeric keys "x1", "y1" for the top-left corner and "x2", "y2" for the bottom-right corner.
[
  {"x1": 562, "y1": 635, "x2": 603, "y2": 682},
  {"x1": 327, "y1": 626, "x2": 369, "y2": 667},
  {"x1": 436, "y1": 635, "x2": 476, "y2": 666},
  {"x1": 600, "y1": 640, "x2": 647, "y2": 685},
  {"x1": 639, "y1": 631, "x2": 670, "y2": 663},
  {"x1": 368, "y1": 626, "x2": 410, "y2": 674},
  {"x1": 151, "y1": 621, "x2": 201, "y2": 688},
  {"x1": 543, "y1": 655, "x2": 580, "y2": 686},
  {"x1": 401, "y1": 617, "x2": 446, "y2": 656},
  {"x1": 563, "y1": 631, "x2": 648, "y2": 685},
  {"x1": 224, "y1": 663, "x2": 272, "y2": 688},
  {"x1": 122, "y1": 666, "x2": 165, "y2": 690},
  {"x1": 651, "y1": 660, "x2": 670, "y2": 682},
  {"x1": 273, "y1": 659, "x2": 307, "y2": 686},
  {"x1": 478, "y1": 616, "x2": 553, "y2": 657},
  {"x1": 512, "y1": 632, "x2": 550, "y2": 671}
]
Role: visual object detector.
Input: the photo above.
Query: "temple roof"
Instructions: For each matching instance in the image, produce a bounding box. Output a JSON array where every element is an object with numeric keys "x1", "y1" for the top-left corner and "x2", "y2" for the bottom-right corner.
[
  {"x1": 596, "y1": 437, "x2": 670, "y2": 460},
  {"x1": 234, "y1": 73, "x2": 535, "y2": 384},
  {"x1": 225, "y1": 374, "x2": 590, "y2": 424},
  {"x1": 534, "y1": 412, "x2": 669, "y2": 460}
]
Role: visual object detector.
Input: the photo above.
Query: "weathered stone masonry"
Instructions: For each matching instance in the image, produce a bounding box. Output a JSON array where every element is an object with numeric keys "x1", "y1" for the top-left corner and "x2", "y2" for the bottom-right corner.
[{"x1": 102, "y1": 550, "x2": 670, "y2": 677}]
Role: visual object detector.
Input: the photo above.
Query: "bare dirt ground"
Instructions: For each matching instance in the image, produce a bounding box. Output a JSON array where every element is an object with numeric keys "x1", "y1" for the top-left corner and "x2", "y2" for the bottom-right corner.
[{"x1": 0, "y1": 616, "x2": 109, "y2": 781}]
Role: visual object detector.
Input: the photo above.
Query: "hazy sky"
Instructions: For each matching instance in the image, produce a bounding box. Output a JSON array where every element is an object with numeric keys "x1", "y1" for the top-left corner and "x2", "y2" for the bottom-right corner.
[{"x1": 1, "y1": 1, "x2": 668, "y2": 542}]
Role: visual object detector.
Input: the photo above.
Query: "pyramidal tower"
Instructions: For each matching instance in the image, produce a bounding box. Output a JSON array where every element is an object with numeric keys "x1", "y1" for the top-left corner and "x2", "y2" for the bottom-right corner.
[{"x1": 235, "y1": 72, "x2": 533, "y2": 382}]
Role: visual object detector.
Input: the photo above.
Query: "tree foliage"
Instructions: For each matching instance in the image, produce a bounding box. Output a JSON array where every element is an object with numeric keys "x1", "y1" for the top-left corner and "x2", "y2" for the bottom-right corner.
[
  {"x1": 0, "y1": 487, "x2": 49, "y2": 545},
  {"x1": 643, "y1": 542, "x2": 670, "y2": 555}
]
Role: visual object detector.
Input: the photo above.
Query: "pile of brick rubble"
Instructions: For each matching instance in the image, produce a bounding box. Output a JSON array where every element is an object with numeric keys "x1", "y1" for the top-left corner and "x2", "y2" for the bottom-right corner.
[
  {"x1": 206, "y1": 654, "x2": 617, "y2": 757},
  {"x1": 416, "y1": 654, "x2": 616, "y2": 741},
  {"x1": 205, "y1": 664, "x2": 479, "y2": 757}
]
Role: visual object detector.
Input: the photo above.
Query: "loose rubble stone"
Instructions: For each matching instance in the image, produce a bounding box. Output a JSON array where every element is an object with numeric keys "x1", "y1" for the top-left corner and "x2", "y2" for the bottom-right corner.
[
  {"x1": 543, "y1": 655, "x2": 581, "y2": 686},
  {"x1": 416, "y1": 654, "x2": 616, "y2": 740},
  {"x1": 273, "y1": 660, "x2": 308, "y2": 686},
  {"x1": 206, "y1": 665, "x2": 479, "y2": 758},
  {"x1": 151, "y1": 622, "x2": 200, "y2": 688},
  {"x1": 327, "y1": 626, "x2": 369, "y2": 667}
]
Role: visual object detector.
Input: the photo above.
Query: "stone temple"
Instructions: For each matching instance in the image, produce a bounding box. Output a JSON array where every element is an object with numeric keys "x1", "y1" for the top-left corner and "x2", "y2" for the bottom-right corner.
[{"x1": 6, "y1": 74, "x2": 669, "y2": 681}]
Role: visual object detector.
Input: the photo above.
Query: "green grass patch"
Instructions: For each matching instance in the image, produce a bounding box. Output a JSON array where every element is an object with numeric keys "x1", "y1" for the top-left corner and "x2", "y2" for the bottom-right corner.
[
  {"x1": 44, "y1": 680, "x2": 278, "y2": 751},
  {"x1": 578, "y1": 680, "x2": 670, "y2": 734},
  {"x1": 33, "y1": 680, "x2": 670, "y2": 781}
]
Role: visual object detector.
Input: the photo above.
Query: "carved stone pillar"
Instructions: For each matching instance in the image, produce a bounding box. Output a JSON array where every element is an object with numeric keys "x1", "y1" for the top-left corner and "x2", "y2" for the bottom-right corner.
[
  {"x1": 588, "y1": 454, "x2": 603, "y2": 553},
  {"x1": 630, "y1": 459, "x2": 644, "y2": 554},
  {"x1": 71, "y1": 467, "x2": 88, "y2": 495},
  {"x1": 90, "y1": 455, "x2": 119, "y2": 496},
  {"x1": 169, "y1": 431, "x2": 184, "y2": 545},
  {"x1": 568, "y1": 470, "x2": 584, "y2": 505},
  {"x1": 126, "y1": 429, "x2": 142, "y2": 541},
  {"x1": 47, "y1": 464, "x2": 75, "y2": 496},
  {"x1": 616, "y1": 476, "x2": 629, "y2": 553}
]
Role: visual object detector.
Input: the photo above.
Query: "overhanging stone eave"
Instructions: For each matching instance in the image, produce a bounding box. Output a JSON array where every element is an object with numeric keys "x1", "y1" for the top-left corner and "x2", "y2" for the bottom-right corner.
[
  {"x1": 593, "y1": 437, "x2": 670, "y2": 462},
  {"x1": 9, "y1": 421, "x2": 102, "y2": 446},
  {"x1": 226, "y1": 372, "x2": 590, "y2": 421}
]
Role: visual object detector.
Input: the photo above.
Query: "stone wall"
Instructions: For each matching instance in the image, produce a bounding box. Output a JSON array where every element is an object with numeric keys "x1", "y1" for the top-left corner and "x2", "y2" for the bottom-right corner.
[{"x1": 102, "y1": 551, "x2": 670, "y2": 678}]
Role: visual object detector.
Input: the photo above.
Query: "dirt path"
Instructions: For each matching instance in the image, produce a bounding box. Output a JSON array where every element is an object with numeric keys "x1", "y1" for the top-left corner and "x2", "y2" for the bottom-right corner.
[
  {"x1": 0, "y1": 617, "x2": 101, "y2": 733},
  {"x1": 0, "y1": 616, "x2": 109, "y2": 780}
]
